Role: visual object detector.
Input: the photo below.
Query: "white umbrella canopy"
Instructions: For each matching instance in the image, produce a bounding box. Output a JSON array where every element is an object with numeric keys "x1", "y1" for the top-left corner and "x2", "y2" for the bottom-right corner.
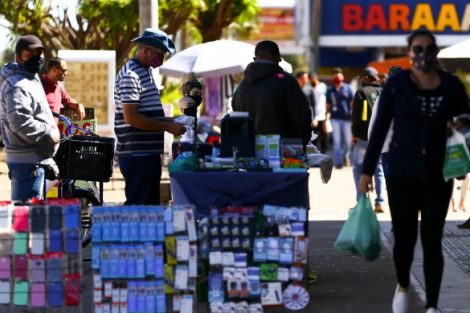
[
  {"x1": 160, "y1": 40, "x2": 293, "y2": 78},
  {"x1": 438, "y1": 38, "x2": 470, "y2": 59}
]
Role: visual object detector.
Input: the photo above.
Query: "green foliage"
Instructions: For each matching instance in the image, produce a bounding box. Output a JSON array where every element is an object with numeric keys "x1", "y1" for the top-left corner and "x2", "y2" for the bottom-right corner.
[
  {"x1": 160, "y1": 83, "x2": 184, "y2": 116},
  {"x1": 1, "y1": 48, "x2": 15, "y2": 64},
  {"x1": 193, "y1": 0, "x2": 260, "y2": 42}
]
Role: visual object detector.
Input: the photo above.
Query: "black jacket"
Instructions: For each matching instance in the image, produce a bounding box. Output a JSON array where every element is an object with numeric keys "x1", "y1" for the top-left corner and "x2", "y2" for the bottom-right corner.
[
  {"x1": 363, "y1": 70, "x2": 470, "y2": 180},
  {"x1": 232, "y1": 62, "x2": 312, "y2": 146},
  {"x1": 351, "y1": 82, "x2": 382, "y2": 141}
]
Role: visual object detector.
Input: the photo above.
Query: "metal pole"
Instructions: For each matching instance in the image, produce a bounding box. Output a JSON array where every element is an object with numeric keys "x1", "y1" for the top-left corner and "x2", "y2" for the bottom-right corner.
[{"x1": 310, "y1": 0, "x2": 322, "y2": 74}]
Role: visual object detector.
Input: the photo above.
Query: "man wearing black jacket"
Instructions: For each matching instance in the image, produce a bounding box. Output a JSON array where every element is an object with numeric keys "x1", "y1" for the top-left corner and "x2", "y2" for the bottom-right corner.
[
  {"x1": 351, "y1": 67, "x2": 385, "y2": 213},
  {"x1": 232, "y1": 41, "x2": 312, "y2": 147}
]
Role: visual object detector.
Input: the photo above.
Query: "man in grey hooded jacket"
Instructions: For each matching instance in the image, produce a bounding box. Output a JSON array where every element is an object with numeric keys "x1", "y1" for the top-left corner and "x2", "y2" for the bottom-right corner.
[{"x1": 0, "y1": 35, "x2": 60, "y2": 201}]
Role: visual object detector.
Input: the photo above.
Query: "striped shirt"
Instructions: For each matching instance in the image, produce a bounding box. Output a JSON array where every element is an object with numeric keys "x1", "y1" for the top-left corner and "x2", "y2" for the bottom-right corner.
[{"x1": 114, "y1": 59, "x2": 165, "y2": 156}]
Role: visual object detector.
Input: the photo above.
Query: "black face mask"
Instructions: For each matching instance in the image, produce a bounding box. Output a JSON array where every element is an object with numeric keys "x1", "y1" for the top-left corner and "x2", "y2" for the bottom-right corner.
[
  {"x1": 183, "y1": 96, "x2": 202, "y2": 117},
  {"x1": 23, "y1": 55, "x2": 44, "y2": 74}
]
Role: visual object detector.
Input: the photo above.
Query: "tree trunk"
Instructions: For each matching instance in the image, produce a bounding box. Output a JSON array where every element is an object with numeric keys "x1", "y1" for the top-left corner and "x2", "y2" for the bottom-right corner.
[{"x1": 201, "y1": 28, "x2": 224, "y2": 43}]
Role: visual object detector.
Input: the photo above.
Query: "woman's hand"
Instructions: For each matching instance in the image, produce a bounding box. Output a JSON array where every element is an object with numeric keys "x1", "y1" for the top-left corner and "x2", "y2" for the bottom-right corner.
[{"x1": 359, "y1": 175, "x2": 374, "y2": 193}]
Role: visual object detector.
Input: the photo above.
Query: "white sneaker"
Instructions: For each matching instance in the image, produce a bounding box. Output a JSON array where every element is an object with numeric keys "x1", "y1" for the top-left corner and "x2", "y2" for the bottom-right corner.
[
  {"x1": 426, "y1": 309, "x2": 439, "y2": 313},
  {"x1": 392, "y1": 285, "x2": 409, "y2": 313}
]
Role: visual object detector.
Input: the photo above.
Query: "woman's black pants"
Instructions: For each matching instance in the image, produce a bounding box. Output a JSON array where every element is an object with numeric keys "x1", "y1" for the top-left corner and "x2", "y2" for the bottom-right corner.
[{"x1": 387, "y1": 176, "x2": 453, "y2": 309}]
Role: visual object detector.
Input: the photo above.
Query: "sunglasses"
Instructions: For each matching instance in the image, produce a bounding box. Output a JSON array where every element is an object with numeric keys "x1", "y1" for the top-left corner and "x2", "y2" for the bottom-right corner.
[
  {"x1": 412, "y1": 44, "x2": 437, "y2": 54},
  {"x1": 149, "y1": 48, "x2": 167, "y2": 60}
]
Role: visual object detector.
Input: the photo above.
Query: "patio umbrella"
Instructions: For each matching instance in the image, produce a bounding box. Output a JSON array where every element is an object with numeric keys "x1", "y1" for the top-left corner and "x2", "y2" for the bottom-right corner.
[{"x1": 160, "y1": 40, "x2": 293, "y2": 78}]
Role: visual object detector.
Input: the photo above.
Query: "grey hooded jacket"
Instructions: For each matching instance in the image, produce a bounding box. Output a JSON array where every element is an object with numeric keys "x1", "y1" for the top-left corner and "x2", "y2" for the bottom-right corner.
[{"x1": 0, "y1": 62, "x2": 57, "y2": 164}]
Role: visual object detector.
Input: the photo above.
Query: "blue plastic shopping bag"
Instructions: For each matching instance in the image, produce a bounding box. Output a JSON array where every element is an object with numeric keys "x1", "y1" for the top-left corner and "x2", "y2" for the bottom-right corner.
[{"x1": 334, "y1": 194, "x2": 382, "y2": 261}]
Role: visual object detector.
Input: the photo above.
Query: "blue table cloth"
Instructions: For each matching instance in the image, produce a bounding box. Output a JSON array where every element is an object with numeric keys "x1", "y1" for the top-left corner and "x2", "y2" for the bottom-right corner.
[{"x1": 170, "y1": 171, "x2": 309, "y2": 214}]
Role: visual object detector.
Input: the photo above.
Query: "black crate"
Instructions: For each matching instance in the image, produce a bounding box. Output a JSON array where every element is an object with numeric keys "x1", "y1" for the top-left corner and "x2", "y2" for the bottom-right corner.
[{"x1": 55, "y1": 135, "x2": 115, "y2": 182}]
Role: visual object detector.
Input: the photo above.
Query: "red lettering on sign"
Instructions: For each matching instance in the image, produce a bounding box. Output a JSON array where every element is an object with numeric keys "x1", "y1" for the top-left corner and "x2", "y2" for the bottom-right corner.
[
  {"x1": 389, "y1": 4, "x2": 410, "y2": 30},
  {"x1": 343, "y1": 4, "x2": 363, "y2": 31},
  {"x1": 364, "y1": 4, "x2": 387, "y2": 31}
]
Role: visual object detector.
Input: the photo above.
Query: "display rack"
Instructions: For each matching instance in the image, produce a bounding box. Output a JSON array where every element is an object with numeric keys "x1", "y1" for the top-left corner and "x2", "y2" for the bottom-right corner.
[{"x1": 0, "y1": 202, "x2": 84, "y2": 313}]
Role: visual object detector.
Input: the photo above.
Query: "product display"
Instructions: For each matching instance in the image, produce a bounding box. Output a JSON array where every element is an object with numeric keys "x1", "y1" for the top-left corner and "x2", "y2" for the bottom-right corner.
[
  {"x1": 206, "y1": 205, "x2": 309, "y2": 312},
  {"x1": 92, "y1": 205, "x2": 197, "y2": 313},
  {"x1": 0, "y1": 199, "x2": 83, "y2": 309}
]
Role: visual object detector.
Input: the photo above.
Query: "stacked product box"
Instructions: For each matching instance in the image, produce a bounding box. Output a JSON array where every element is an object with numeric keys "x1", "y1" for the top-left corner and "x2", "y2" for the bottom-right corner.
[{"x1": 92, "y1": 205, "x2": 197, "y2": 313}]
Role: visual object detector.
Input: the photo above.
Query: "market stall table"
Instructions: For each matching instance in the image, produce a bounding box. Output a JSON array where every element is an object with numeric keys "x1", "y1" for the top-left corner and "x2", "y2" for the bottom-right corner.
[{"x1": 170, "y1": 171, "x2": 309, "y2": 213}]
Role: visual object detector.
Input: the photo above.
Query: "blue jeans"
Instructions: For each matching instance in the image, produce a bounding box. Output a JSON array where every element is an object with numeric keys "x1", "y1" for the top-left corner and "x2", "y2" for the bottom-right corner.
[
  {"x1": 118, "y1": 155, "x2": 162, "y2": 205},
  {"x1": 7, "y1": 162, "x2": 45, "y2": 201},
  {"x1": 352, "y1": 139, "x2": 386, "y2": 207},
  {"x1": 330, "y1": 119, "x2": 352, "y2": 167}
]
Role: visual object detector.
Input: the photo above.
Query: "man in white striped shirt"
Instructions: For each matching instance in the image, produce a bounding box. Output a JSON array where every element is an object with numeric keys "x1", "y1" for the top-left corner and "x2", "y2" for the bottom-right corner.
[{"x1": 114, "y1": 29, "x2": 186, "y2": 205}]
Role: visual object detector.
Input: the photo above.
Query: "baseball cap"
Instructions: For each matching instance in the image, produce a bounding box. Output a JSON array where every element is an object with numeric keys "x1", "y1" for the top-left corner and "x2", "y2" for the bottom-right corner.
[
  {"x1": 255, "y1": 40, "x2": 281, "y2": 56},
  {"x1": 15, "y1": 35, "x2": 45, "y2": 55},
  {"x1": 362, "y1": 67, "x2": 379, "y2": 77}
]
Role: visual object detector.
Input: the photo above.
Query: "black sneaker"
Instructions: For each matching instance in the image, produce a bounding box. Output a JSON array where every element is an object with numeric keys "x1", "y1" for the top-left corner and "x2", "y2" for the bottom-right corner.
[{"x1": 457, "y1": 219, "x2": 470, "y2": 229}]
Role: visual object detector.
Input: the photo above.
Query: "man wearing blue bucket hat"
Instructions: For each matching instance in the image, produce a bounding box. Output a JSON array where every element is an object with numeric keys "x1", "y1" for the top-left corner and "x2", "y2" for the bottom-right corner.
[{"x1": 114, "y1": 28, "x2": 186, "y2": 205}]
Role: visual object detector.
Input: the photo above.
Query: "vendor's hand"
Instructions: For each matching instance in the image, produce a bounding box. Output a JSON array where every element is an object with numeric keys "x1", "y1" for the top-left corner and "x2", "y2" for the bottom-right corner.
[
  {"x1": 312, "y1": 119, "x2": 319, "y2": 128},
  {"x1": 51, "y1": 128, "x2": 60, "y2": 143},
  {"x1": 166, "y1": 123, "x2": 187, "y2": 136},
  {"x1": 76, "y1": 103, "x2": 86, "y2": 121},
  {"x1": 359, "y1": 175, "x2": 374, "y2": 193},
  {"x1": 352, "y1": 137, "x2": 358, "y2": 147}
]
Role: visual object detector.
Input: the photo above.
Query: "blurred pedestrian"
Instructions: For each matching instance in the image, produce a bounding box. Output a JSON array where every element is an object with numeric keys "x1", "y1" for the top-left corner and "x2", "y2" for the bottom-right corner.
[
  {"x1": 378, "y1": 73, "x2": 388, "y2": 86},
  {"x1": 310, "y1": 73, "x2": 327, "y2": 152},
  {"x1": 232, "y1": 41, "x2": 312, "y2": 147},
  {"x1": 0, "y1": 35, "x2": 60, "y2": 201},
  {"x1": 326, "y1": 67, "x2": 354, "y2": 168},
  {"x1": 360, "y1": 29, "x2": 470, "y2": 313},
  {"x1": 41, "y1": 57, "x2": 86, "y2": 123},
  {"x1": 368, "y1": 66, "x2": 403, "y2": 178},
  {"x1": 296, "y1": 71, "x2": 316, "y2": 123},
  {"x1": 114, "y1": 28, "x2": 186, "y2": 205},
  {"x1": 351, "y1": 67, "x2": 383, "y2": 212}
]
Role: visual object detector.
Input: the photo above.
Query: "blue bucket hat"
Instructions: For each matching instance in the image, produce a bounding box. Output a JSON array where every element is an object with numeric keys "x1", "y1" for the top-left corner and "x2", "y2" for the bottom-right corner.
[{"x1": 131, "y1": 28, "x2": 176, "y2": 54}]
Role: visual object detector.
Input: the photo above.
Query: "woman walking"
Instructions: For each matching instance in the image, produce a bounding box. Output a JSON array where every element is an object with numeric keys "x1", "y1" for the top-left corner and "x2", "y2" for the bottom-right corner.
[{"x1": 359, "y1": 30, "x2": 470, "y2": 313}]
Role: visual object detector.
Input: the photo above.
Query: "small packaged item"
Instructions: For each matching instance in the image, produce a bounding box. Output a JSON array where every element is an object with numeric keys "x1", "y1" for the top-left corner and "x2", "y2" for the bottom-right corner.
[
  {"x1": 135, "y1": 245, "x2": 146, "y2": 279},
  {"x1": 291, "y1": 222, "x2": 305, "y2": 236},
  {"x1": 14, "y1": 255, "x2": 28, "y2": 279},
  {"x1": 30, "y1": 259, "x2": 45, "y2": 282},
  {"x1": 48, "y1": 282, "x2": 62, "y2": 307},
  {"x1": 0, "y1": 281, "x2": 10, "y2": 304},
  {"x1": 222, "y1": 252, "x2": 234, "y2": 266},
  {"x1": 176, "y1": 236, "x2": 190, "y2": 262},
  {"x1": 12, "y1": 207, "x2": 29, "y2": 232},
  {"x1": 289, "y1": 266, "x2": 304, "y2": 281},
  {"x1": 279, "y1": 238, "x2": 294, "y2": 265},
  {"x1": 267, "y1": 238, "x2": 280, "y2": 261},
  {"x1": 277, "y1": 267, "x2": 289, "y2": 282},
  {"x1": 222, "y1": 238, "x2": 231, "y2": 248},
  {"x1": 208, "y1": 272, "x2": 224, "y2": 303},
  {"x1": 212, "y1": 217, "x2": 219, "y2": 225},
  {"x1": 223, "y1": 267, "x2": 235, "y2": 281},
  {"x1": 155, "y1": 280, "x2": 166, "y2": 313},
  {"x1": 232, "y1": 217, "x2": 239, "y2": 225},
  {"x1": 154, "y1": 244, "x2": 164, "y2": 278},
  {"x1": 232, "y1": 238, "x2": 240, "y2": 248},
  {"x1": 119, "y1": 207, "x2": 129, "y2": 243},
  {"x1": 294, "y1": 237, "x2": 308, "y2": 266},
  {"x1": 212, "y1": 238, "x2": 221, "y2": 248},
  {"x1": 253, "y1": 239, "x2": 267, "y2": 262},
  {"x1": 222, "y1": 217, "x2": 230, "y2": 225},
  {"x1": 241, "y1": 226, "x2": 250, "y2": 236},
  {"x1": 298, "y1": 208, "x2": 307, "y2": 222},
  {"x1": 232, "y1": 226, "x2": 240, "y2": 236},
  {"x1": 13, "y1": 233, "x2": 28, "y2": 255},
  {"x1": 164, "y1": 265, "x2": 174, "y2": 294},
  {"x1": 179, "y1": 294, "x2": 193, "y2": 313},
  {"x1": 13, "y1": 281, "x2": 28, "y2": 306},
  {"x1": 185, "y1": 207, "x2": 197, "y2": 242},
  {"x1": 65, "y1": 277, "x2": 80, "y2": 306},
  {"x1": 0, "y1": 256, "x2": 10, "y2": 279},
  {"x1": 260, "y1": 282, "x2": 282, "y2": 306},
  {"x1": 145, "y1": 243, "x2": 154, "y2": 276},
  {"x1": 260, "y1": 263, "x2": 278, "y2": 281},
  {"x1": 221, "y1": 226, "x2": 229, "y2": 236},
  {"x1": 31, "y1": 283, "x2": 46, "y2": 307},
  {"x1": 174, "y1": 265, "x2": 189, "y2": 291},
  {"x1": 209, "y1": 252, "x2": 222, "y2": 266},
  {"x1": 247, "y1": 267, "x2": 260, "y2": 281},
  {"x1": 248, "y1": 280, "x2": 261, "y2": 297},
  {"x1": 210, "y1": 227, "x2": 219, "y2": 236},
  {"x1": 278, "y1": 224, "x2": 292, "y2": 237},
  {"x1": 234, "y1": 253, "x2": 247, "y2": 267},
  {"x1": 65, "y1": 205, "x2": 80, "y2": 229},
  {"x1": 173, "y1": 208, "x2": 186, "y2": 233},
  {"x1": 227, "y1": 279, "x2": 239, "y2": 298},
  {"x1": 242, "y1": 238, "x2": 251, "y2": 249},
  {"x1": 241, "y1": 217, "x2": 250, "y2": 225},
  {"x1": 165, "y1": 237, "x2": 177, "y2": 265},
  {"x1": 239, "y1": 280, "x2": 250, "y2": 298},
  {"x1": 248, "y1": 303, "x2": 263, "y2": 313},
  {"x1": 0, "y1": 230, "x2": 14, "y2": 255},
  {"x1": 189, "y1": 243, "x2": 198, "y2": 278}
]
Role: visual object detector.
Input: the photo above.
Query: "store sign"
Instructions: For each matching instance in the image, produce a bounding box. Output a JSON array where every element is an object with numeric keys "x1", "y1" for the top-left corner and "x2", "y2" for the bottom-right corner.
[
  {"x1": 343, "y1": 3, "x2": 470, "y2": 32},
  {"x1": 57, "y1": 50, "x2": 116, "y2": 135},
  {"x1": 250, "y1": 7, "x2": 295, "y2": 41}
]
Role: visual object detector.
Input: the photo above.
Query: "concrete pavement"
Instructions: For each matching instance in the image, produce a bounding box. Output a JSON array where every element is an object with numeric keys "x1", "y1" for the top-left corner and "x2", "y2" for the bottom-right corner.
[{"x1": 0, "y1": 166, "x2": 469, "y2": 312}]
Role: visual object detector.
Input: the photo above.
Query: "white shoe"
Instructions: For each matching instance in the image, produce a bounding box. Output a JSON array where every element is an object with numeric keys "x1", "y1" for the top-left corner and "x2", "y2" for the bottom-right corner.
[
  {"x1": 392, "y1": 285, "x2": 409, "y2": 313},
  {"x1": 426, "y1": 309, "x2": 439, "y2": 313}
]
